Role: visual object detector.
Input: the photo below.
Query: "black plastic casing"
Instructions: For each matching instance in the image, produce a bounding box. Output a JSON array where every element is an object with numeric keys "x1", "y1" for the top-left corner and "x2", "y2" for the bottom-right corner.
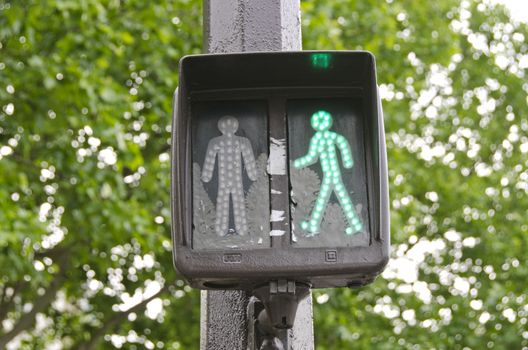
[{"x1": 171, "y1": 51, "x2": 390, "y2": 290}]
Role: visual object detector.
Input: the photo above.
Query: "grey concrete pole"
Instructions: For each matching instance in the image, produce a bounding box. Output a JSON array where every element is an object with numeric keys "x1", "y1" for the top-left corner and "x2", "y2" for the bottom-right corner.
[{"x1": 200, "y1": 1, "x2": 314, "y2": 349}]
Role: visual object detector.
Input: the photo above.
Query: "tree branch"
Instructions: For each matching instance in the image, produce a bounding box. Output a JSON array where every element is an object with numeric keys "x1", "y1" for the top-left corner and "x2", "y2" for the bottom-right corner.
[
  {"x1": 33, "y1": 244, "x2": 73, "y2": 261},
  {"x1": 0, "y1": 283, "x2": 8, "y2": 322},
  {"x1": 0, "y1": 280, "x2": 29, "y2": 325},
  {"x1": 77, "y1": 284, "x2": 170, "y2": 350},
  {"x1": 0, "y1": 242, "x2": 73, "y2": 330},
  {"x1": 0, "y1": 270, "x2": 66, "y2": 348}
]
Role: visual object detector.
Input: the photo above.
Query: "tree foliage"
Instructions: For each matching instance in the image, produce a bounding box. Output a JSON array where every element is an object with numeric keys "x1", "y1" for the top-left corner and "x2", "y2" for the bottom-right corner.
[
  {"x1": 0, "y1": 0, "x2": 527, "y2": 349},
  {"x1": 0, "y1": 1, "x2": 202, "y2": 348},
  {"x1": 302, "y1": 0, "x2": 528, "y2": 349}
]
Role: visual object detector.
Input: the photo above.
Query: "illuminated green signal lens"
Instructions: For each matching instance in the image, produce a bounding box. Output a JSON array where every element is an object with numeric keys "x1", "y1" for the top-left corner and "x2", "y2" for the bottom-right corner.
[
  {"x1": 310, "y1": 53, "x2": 331, "y2": 69},
  {"x1": 293, "y1": 110, "x2": 363, "y2": 235}
]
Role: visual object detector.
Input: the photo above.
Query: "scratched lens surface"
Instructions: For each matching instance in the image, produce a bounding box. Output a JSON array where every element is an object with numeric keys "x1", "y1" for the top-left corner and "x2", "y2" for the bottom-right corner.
[{"x1": 191, "y1": 100, "x2": 270, "y2": 250}]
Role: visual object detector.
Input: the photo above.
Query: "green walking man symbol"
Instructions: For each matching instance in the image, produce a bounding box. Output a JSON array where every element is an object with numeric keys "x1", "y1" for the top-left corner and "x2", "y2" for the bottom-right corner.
[{"x1": 293, "y1": 110, "x2": 363, "y2": 236}]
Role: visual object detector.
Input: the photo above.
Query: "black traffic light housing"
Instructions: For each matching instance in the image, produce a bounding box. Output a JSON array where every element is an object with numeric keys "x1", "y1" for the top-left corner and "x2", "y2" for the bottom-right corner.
[{"x1": 171, "y1": 51, "x2": 389, "y2": 294}]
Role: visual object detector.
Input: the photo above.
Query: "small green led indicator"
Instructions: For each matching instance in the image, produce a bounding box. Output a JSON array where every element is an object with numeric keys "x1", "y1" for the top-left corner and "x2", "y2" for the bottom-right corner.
[
  {"x1": 293, "y1": 110, "x2": 363, "y2": 236},
  {"x1": 310, "y1": 53, "x2": 331, "y2": 69}
]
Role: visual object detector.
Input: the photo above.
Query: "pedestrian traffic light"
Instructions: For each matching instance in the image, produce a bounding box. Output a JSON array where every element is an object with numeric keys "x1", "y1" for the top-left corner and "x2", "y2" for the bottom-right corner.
[{"x1": 171, "y1": 51, "x2": 389, "y2": 295}]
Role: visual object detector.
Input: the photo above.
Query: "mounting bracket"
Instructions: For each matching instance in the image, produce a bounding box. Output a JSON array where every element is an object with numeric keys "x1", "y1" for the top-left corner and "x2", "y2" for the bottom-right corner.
[{"x1": 253, "y1": 280, "x2": 311, "y2": 329}]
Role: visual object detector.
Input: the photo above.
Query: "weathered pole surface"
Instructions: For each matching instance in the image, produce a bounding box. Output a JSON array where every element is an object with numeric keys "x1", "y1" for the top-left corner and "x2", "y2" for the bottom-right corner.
[{"x1": 200, "y1": 1, "x2": 314, "y2": 349}]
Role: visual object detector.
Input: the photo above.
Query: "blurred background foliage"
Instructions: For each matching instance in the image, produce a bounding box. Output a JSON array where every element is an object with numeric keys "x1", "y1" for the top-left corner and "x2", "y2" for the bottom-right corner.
[{"x1": 0, "y1": 0, "x2": 527, "y2": 349}]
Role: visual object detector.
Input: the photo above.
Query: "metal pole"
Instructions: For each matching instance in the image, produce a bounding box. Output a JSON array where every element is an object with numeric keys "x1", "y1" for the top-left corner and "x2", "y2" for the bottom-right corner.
[{"x1": 200, "y1": 1, "x2": 314, "y2": 349}]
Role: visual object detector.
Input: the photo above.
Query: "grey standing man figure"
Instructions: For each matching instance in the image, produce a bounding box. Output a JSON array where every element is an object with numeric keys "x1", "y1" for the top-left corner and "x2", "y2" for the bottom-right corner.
[{"x1": 201, "y1": 116, "x2": 257, "y2": 236}]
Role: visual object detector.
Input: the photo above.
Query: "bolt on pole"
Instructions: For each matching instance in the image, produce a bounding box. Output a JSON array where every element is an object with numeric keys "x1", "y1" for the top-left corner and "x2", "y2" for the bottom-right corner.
[{"x1": 200, "y1": 0, "x2": 314, "y2": 349}]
